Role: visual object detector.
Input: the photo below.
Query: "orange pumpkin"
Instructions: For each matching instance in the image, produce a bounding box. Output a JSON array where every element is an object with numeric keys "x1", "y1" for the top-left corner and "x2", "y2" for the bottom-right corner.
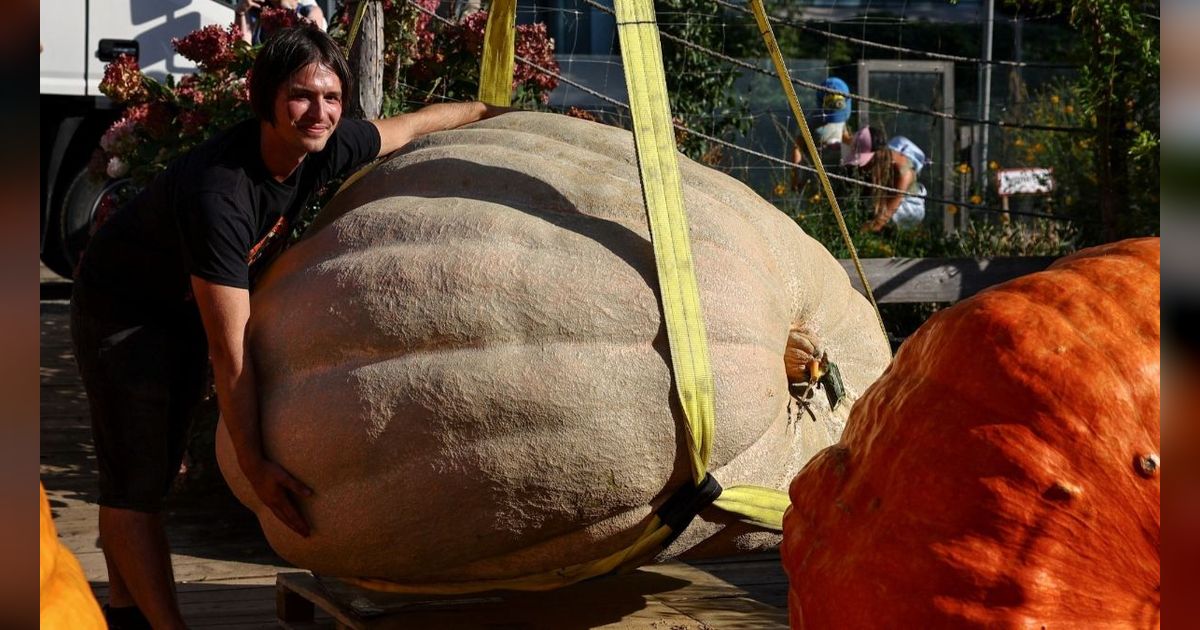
[
  {"x1": 40, "y1": 483, "x2": 106, "y2": 629},
  {"x1": 782, "y1": 237, "x2": 1160, "y2": 628}
]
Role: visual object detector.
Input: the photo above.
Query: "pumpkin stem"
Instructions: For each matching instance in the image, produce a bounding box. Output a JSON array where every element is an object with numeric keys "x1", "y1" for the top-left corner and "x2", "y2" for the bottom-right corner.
[
  {"x1": 784, "y1": 327, "x2": 846, "y2": 411},
  {"x1": 783, "y1": 324, "x2": 821, "y2": 387}
]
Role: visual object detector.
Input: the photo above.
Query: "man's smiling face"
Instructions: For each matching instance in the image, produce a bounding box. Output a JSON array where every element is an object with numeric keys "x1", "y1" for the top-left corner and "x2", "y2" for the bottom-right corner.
[{"x1": 271, "y1": 62, "x2": 343, "y2": 155}]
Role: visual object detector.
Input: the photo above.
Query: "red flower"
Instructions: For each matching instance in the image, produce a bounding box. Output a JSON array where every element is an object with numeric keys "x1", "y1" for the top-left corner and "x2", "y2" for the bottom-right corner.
[
  {"x1": 234, "y1": 69, "x2": 253, "y2": 104},
  {"x1": 515, "y1": 21, "x2": 559, "y2": 99},
  {"x1": 173, "y1": 24, "x2": 239, "y2": 71},
  {"x1": 99, "y1": 54, "x2": 149, "y2": 104},
  {"x1": 259, "y1": 6, "x2": 300, "y2": 38},
  {"x1": 180, "y1": 109, "x2": 210, "y2": 135},
  {"x1": 126, "y1": 102, "x2": 173, "y2": 138},
  {"x1": 565, "y1": 107, "x2": 598, "y2": 123},
  {"x1": 176, "y1": 74, "x2": 206, "y2": 106},
  {"x1": 91, "y1": 190, "x2": 120, "y2": 235},
  {"x1": 456, "y1": 10, "x2": 488, "y2": 55}
]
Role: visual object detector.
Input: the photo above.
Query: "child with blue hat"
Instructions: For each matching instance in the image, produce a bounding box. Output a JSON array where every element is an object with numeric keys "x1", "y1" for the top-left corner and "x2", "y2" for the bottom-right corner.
[
  {"x1": 791, "y1": 77, "x2": 853, "y2": 190},
  {"x1": 807, "y1": 77, "x2": 853, "y2": 146}
]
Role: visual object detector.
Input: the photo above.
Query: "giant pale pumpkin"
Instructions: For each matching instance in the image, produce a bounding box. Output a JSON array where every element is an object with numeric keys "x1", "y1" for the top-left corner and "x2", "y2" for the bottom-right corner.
[
  {"x1": 783, "y1": 237, "x2": 1160, "y2": 628},
  {"x1": 40, "y1": 484, "x2": 106, "y2": 629},
  {"x1": 216, "y1": 112, "x2": 891, "y2": 584}
]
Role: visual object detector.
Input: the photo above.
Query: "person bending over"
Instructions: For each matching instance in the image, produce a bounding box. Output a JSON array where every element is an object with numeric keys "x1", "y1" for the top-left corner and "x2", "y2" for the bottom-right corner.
[{"x1": 71, "y1": 25, "x2": 507, "y2": 630}]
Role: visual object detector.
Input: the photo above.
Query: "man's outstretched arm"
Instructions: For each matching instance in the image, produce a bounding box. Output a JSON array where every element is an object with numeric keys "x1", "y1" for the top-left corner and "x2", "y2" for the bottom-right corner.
[
  {"x1": 191, "y1": 277, "x2": 312, "y2": 537},
  {"x1": 371, "y1": 102, "x2": 511, "y2": 157}
]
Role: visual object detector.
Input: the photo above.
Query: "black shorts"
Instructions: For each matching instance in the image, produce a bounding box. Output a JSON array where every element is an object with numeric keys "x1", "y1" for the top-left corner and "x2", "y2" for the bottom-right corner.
[{"x1": 70, "y1": 278, "x2": 209, "y2": 513}]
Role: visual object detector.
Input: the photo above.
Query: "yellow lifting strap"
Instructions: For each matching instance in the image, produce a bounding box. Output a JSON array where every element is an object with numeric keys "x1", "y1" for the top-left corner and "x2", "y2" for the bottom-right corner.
[
  {"x1": 614, "y1": 0, "x2": 715, "y2": 484},
  {"x1": 747, "y1": 0, "x2": 889, "y2": 343},
  {"x1": 343, "y1": 0, "x2": 373, "y2": 57},
  {"x1": 478, "y1": 0, "x2": 517, "y2": 106},
  {"x1": 612, "y1": 0, "x2": 791, "y2": 533}
]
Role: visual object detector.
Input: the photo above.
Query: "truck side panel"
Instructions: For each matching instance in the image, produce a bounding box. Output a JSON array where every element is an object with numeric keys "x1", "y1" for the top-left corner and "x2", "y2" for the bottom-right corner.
[
  {"x1": 40, "y1": 0, "x2": 88, "y2": 95},
  {"x1": 86, "y1": 0, "x2": 235, "y2": 94}
]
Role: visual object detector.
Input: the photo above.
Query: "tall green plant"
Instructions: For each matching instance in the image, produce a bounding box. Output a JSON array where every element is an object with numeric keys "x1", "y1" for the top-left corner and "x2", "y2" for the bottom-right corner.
[
  {"x1": 1015, "y1": 0, "x2": 1159, "y2": 242},
  {"x1": 655, "y1": 0, "x2": 754, "y2": 161}
]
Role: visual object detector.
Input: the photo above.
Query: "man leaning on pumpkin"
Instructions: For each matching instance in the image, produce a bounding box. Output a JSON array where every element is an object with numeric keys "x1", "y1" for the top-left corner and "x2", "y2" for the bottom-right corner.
[{"x1": 68, "y1": 25, "x2": 509, "y2": 629}]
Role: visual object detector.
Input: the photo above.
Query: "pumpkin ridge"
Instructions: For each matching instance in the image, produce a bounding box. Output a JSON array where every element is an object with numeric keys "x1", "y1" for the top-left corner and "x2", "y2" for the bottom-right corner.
[
  {"x1": 332, "y1": 123, "x2": 796, "y2": 286},
  {"x1": 312, "y1": 168, "x2": 785, "y2": 300},
  {"x1": 904, "y1": 292, "x2": 1136, "y2": 456},
  {"x1": 975, "y1": 270, "x2": 1158, "y2": 421},
  {"x1": 386, "y1": 156, "x2": 790, "y2": 285},
  {"x1": 255, "y1": 217, "x2": 790, "y2": 378}
]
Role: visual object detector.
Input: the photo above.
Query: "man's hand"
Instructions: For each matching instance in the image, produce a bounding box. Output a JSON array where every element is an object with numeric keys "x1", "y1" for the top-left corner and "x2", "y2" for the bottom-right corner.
[
  {"x1": 191, "y1": 276, "x2": 311, "y2": 537},
  {"x1": 242, "y1": 456, "x2": 313, "y2": 537}
]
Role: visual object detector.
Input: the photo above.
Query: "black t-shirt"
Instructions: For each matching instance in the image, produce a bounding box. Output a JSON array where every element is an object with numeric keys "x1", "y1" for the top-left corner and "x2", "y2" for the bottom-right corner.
[{"x1": 80, "y1": 117, "x2": 380, "y2": 312}]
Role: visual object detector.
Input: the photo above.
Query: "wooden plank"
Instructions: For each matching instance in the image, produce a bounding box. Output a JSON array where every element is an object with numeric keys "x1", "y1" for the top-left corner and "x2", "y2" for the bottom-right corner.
[
  {"x1": 840, "y1": 256, "x2": 1057, "y2": 303},
  {"x1": 275, "y1": 560, "x2": 785, "y2": 630},
  {"x1": 75, "y1": 549, "x2": 289, "y2": 583},
  {"x1": 664, "y1": 595, "x2": 789, "y2": 628}
]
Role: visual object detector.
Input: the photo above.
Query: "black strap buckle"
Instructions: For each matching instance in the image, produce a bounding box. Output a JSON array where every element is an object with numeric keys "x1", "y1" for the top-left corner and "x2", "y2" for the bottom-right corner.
[{"x1": 655, "y1": 473, "x2": 724, "y2": 548}]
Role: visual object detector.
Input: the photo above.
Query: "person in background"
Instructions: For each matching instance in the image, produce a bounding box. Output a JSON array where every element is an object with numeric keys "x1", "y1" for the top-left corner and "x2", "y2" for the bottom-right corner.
[
  {"x1": 236, "y1": 0, "x2": 328, "y2": 44},
  {"x1": 842, "y1": 126, "x2": 927, "y2": 231},
  {"x1": 791, "y1": 77, "x2": 853, "y2": 191}
]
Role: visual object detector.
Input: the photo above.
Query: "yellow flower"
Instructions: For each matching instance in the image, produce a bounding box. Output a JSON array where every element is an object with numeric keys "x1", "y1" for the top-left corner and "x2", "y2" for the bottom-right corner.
[
  {"x1": 1014, "y1": 138, "x2": 1026, "y2": 147},
  {"x1": 1065, "y1": 105, "x2": 1074, "y2": 115},
  {"x1": 989, "y1": 161, "x2": 999, "y2": 171},
  {"x1": 1034, "y1": 143, "x2": 1045, "y2": 154},
  {"x1": 809, "y1": 193, "x2": 822, "y2": 204},
  {"x1": 773, "y1": 182, "x2": 787, "y2": 197},
  {"x1": 970, "y1": 194, "x2": 983, "y2": 205},
  {"x1": 956, "y1": 162, "x2": 971, "y2": 174},
  {"x1": 947, "y1": 204, "x2": 959, "y2": 215},
  {"x1": 1050, "y1": 94, "x2": 1060, "y2": 105}
]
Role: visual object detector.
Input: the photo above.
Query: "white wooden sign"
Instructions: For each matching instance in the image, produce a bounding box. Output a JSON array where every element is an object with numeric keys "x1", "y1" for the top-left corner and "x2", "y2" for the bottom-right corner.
[{"x1": 996, "y1": 168, "x2": 1055, "y2": 196}]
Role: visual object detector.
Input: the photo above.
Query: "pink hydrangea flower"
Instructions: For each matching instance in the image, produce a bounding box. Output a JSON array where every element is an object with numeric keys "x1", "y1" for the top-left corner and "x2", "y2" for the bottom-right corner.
[
  {"x1": 173, "y1": 24, "x2": 239, "y2": 71},
  {"x1": 99, "y1": 117, "x2": 137, "y2": 153},
  {"x1": 106, "y1": 156, "x2": 129, "y2": 179}
]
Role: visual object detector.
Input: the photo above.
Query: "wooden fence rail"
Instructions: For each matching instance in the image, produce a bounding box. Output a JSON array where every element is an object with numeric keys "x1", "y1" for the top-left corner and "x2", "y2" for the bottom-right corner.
[{"x1": 839, "y1": 257, "x2": 1058, "y2": 303}]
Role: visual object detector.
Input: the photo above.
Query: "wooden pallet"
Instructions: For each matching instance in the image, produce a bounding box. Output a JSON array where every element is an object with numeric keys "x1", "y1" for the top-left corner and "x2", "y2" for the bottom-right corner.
[{"x1": 276, "y1": 559, "x2": 789, "y2": 629}]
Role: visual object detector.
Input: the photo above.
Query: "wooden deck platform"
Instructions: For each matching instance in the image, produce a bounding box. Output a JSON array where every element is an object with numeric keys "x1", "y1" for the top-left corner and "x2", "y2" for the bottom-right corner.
[{"x1": 40, "y1": 270, "x2": 790, "y2": 629}]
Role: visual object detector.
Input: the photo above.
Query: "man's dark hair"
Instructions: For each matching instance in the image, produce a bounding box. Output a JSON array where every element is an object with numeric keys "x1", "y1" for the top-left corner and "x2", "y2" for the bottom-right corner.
[{"x1": 249, "y1": 26, "x2": 353, "y2": 124}]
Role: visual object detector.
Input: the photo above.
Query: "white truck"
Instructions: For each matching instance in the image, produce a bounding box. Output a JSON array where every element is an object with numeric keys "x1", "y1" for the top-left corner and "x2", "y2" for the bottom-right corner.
[{"x1": 40, "y1": 0, "x2": 237, "y2": 276}]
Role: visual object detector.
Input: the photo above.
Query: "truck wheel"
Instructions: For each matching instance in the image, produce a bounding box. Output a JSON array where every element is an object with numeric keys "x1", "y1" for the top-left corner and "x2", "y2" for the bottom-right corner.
[{"x1": 58, "y1": 169, "x2": 131, "y2": 272}]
